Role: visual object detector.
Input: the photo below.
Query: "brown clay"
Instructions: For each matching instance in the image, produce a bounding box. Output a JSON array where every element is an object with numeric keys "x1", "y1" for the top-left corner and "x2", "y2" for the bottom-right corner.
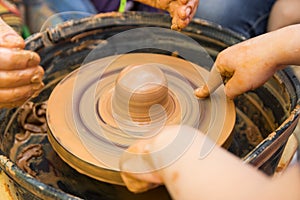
[
  {"x1": 100, "y1": 63, "x2": 180, "y2": 126},
  {"x1": 46, "y1": 53, "x2": 235, "y2": 185}
]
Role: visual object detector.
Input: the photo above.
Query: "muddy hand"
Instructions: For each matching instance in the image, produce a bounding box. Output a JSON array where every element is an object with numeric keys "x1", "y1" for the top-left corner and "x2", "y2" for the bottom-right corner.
[
  {"x1": 0, "y1": 17, "x2": 44, "y2": 108},
  {"x1": 136, "y1": 0, "x2": 199, "y2": 30},
  {"x1": 194, "y1": 29, "x2": 289, "y2": 99},
  {"x1": 193, "y1": 48, "x2": 276, "y2": 100},
  {"x1": 194, "y1": 64, "x2": 224, "y2": 99}
]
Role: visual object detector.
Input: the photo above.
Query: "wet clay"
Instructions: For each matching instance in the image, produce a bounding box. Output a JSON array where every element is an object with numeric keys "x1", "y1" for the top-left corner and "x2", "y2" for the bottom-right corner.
[
  {"x1": 46, "y1": 53, "x2": 235, "y2": 185},
  {"x1": 100, "y1": 63, "x2": 181, "y2": 126},
  {"x1": 9, "y1": 101, "x2": 49, "y2": 176}
]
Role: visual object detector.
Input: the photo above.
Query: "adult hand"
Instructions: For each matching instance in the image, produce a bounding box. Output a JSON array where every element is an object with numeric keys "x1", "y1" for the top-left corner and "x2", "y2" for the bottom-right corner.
[
  {"x1": 193, "y1": 26, "x2": 297, "y2": 99},
  {"x1": 0, "y1": 17, "x2": 44, "y2": 108},
  {"x1": 136, "y1": 0, "x2": 199, "y2": 30}
]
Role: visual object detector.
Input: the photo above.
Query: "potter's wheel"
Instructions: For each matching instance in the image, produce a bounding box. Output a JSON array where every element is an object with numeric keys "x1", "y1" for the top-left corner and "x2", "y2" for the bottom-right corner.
[{"x1": 47, "y1": 53, "x2": 235, "y2": 185}]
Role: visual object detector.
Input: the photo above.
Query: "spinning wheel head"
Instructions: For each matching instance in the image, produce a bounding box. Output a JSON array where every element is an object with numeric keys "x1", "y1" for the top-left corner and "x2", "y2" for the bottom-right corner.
[{"x1": 47, "y1": 53, "x2": 235, "y2": 185}]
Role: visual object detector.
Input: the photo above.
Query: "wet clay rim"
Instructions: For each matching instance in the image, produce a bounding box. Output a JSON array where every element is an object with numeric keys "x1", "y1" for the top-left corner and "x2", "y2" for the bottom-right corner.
[{"x1": 46, "y1": 53, "x2": 236, "y2": 185}]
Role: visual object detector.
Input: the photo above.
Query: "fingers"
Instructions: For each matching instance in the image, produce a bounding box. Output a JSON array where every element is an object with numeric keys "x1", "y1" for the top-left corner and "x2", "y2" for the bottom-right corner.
[
  {"x1": 171, "y1": 16, "x2": 190, "y2": 30},
  {"x1": 121, "y1": 172, "x2": 161, "y2": 193},
  {"x1": 0, "y1": 18, "x2": 44, "y2": 109},
  {"x1": 194, "y1": 85, "x2": 209, "y2": 98},
  {"x1": 120, "y1": 139, "x2": 163, "y2": 193},
  {"x1": 0, "y1": 48, "x2": 40, "y2": 70},
  {"x1": 0, "y1": 48, "x2": 44, "y2": 106},
  {"x1": 224, "y1": 66, "x2": 276, "y2": 99},
  {"x1": 171, "y1": 0, "x2": 199, "y2": 30},
  {"x1": 0, "y1": 17, "x2": 25, "y2": 48},
  {"x1": 0, "y1": 99, "x2": 33, "y2": 109},
  {"x1": 223, "y1": 72, "x2": 251, "y2": 99},
  {"x1": 0, "y1": 63, "x2": 44, "y2": 107},
  {"x1": 136, "y1": 0, "x2": 199, "y2": 30},
  {"x1": 178, "y1": 0, "x2": 199, "y2": 19},
  {"x1": 0, "y1": 82, "x2": 44, "y2": 104},
  {"x1": 194, "y1": 64, "x2": 224, "y2": 98},
  {"x1": 0, "y1": 56, "x2": 44, "y2": 108},
  {"x1": 0, "y1": 66, "x2": 44, "y2": 88}
]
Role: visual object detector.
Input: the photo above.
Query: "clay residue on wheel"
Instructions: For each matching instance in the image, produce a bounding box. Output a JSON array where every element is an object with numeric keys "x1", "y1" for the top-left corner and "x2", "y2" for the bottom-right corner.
[
  {"x1": 10, "y1": 101, "x2": 48, "y2": 175},
  {"x1": 17, "y1": 101, "x2": 47, "y2": 135},
  {"x1": 16, "y1": 144, "x2": 43, "y2": 176}
]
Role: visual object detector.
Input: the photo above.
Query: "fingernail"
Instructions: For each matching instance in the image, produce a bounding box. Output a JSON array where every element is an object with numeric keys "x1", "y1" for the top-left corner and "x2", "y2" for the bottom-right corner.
[
  {"x1": 185, "y1": 6, "x2": 191, "y2": 16},
  {"x1": 31, "y1": 74, "x2": 42, "y2": 83},
  {"x1": 194, "y1": 87, "x2": 202, "y2": 97},
  {"x1": 27, "y1": 53, "x2": 40, "y2": 67}
]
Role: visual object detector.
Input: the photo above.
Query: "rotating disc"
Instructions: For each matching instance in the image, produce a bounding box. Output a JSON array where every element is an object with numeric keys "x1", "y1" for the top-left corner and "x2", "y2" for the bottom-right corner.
[{"x1": 47, "y1": 53, "x2": 235, "y2": 185}]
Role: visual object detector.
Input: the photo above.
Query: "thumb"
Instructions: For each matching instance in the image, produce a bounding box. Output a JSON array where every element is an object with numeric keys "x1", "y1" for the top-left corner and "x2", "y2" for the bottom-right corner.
[
  {"x1": 0, "y1": 17, "x2": 24, "y2": 48},
  {"x1": 194, "y1": 64, "x2": 224, "y2": 98}
]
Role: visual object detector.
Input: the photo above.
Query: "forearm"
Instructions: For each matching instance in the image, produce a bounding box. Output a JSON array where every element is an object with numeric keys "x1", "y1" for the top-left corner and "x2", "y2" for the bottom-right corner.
[
  {"x1": 269, "y1": 24, "x2": 300, "y2": 67},
  {"x1": 156, "y1": 127, "x2": 300, "y2": 200},
  {"x1": 121, "y1": 126, "x2": 300, "y2": 199},
  {"x1": 267, "y1": 165, "x2": 300, "y2": 200},
  {"x1": 157, "y1": 128, "x2": 271, "y2": 200}
]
